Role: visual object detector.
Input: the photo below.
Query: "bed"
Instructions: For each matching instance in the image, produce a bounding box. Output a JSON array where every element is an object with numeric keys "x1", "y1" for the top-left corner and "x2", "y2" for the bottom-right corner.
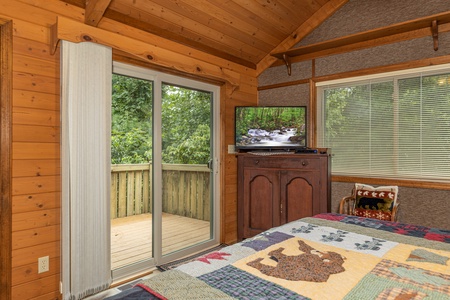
[{"x1": 106, "y1": 213, "x2": 450, "y2": 299}]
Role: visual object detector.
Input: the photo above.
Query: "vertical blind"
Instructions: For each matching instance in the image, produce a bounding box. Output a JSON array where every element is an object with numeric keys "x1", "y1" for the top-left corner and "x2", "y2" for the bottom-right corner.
[
  {"x1": 317, "y1": 67, "x2": 450, "y2": 181},
  {"x1": 61, "y1": 41, "x2": 112, "y2": 299}
]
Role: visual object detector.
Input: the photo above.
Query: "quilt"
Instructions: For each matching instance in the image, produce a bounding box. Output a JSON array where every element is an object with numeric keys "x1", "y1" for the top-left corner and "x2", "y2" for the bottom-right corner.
[{"x1": 108, "y1": 213, "x2": 450, "y2": 300}]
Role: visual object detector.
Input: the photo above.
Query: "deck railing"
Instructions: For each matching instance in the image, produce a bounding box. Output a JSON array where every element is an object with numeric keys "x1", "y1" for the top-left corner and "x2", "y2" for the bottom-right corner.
[{"x1": 110, "y1": 163, "x2": 211, "y2": 221}]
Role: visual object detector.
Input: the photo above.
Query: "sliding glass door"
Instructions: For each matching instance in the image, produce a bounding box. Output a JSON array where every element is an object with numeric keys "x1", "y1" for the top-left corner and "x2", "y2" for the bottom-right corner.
[
  {"x1": 111, "y1": 62, "x2": 220, "y2": 280},
  {"x1": 160, "y1": 83, "x2": 214, "y2": 256}
]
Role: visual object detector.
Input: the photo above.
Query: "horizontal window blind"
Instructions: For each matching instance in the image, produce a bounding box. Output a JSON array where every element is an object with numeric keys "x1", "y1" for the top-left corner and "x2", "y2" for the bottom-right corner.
[{"x1": 317, "y1": 67, "x2": 450, "y2": 181}]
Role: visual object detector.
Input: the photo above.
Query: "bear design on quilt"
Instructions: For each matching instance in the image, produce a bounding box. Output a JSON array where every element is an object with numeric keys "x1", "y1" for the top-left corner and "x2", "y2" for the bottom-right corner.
[{"x1": 247, "y1": 240, "x2": 346, "y2": 282}]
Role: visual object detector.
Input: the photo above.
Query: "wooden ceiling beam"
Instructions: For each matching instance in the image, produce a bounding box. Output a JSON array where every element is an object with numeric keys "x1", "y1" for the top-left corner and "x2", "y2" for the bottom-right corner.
[
  {"x1": 85, "y1": 0, "x2": 112, "y2": 26},
  {"x1": 272, "y1": 11, "x2": 450, "y2": 70},
  {"x1": 50, "y1": 16, "x2": 244, "y2": 87},
  {"x1": 256, "y1": 0, "x2": 349, "y2": 76}
]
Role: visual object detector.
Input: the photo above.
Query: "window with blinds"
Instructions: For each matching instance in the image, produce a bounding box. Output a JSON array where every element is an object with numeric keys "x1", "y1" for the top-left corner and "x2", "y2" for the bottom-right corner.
[{"x1": 316, "y1": 65, "x2": 450, "y2": 181}]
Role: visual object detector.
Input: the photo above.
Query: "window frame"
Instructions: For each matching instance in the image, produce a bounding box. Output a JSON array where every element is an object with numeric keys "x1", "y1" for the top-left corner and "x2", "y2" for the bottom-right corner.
[{"x1": 316, "y1": 63, "x2": 450, "y2": 186}]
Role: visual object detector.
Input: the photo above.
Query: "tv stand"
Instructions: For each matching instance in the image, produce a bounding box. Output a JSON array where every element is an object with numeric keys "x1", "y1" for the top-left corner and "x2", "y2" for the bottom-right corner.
[{"x1": 237, "y1": 149, "x2": 331, "y2": 240}]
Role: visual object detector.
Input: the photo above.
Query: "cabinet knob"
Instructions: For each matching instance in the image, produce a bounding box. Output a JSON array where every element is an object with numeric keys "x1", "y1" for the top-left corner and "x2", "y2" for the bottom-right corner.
[
  {"x1": 254, "y1": 160, "x2": 259, "y2": 164},
  {"x1": 302, "y1": 160, "x2": 309, "y2": 166}
]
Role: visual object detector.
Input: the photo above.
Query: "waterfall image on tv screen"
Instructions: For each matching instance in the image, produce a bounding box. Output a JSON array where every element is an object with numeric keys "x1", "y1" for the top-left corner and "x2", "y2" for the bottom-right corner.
[{"x1": 235, "y1": 106, "x2": 306, "y2": 150}]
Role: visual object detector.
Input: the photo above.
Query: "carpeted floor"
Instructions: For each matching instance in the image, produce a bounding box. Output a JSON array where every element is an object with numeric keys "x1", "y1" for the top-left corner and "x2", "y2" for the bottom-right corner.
[{"x1": 85, "y1": 244, "x2": 228, "y2": 299}]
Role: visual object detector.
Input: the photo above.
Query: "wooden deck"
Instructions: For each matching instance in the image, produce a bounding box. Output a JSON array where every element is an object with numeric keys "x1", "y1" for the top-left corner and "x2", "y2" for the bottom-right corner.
[{"x1": 111, "y1": 213, "x2": 210, "y2": 270}]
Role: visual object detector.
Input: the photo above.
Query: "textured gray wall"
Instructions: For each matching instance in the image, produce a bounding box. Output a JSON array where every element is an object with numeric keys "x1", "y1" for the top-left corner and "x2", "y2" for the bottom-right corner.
[
  {"x1": 297, "y1": 0, "x2": 450, "y2": 46},
  {"x1": 258, "y1": 0, "x2": 450, "y2": 230}
]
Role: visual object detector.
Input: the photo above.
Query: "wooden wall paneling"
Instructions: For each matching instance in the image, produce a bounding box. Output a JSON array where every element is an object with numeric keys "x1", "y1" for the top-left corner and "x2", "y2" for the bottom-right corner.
[
  {"x1": 12, "y1": 142, "x2": 59, "y2": 160},
  {"x1": 12, "y1": 192, "x2": 61, "y2": 214},
  {"x1": 1, "y1": 0, "x2": 259, "y2": 295},
  {"x1": 16, "y1": 0, "x2": 85, "y2": 23},
  {"x1": 13, "y1": 53, "x2": 59, "y2": 78},
  {"x1": 11, "y1": 240, "x2": 60, "y2": 268},
  {"x1": 1, "y1": 18, "x2": 50, "y2": 44},
  {"x1": 2, "y1": 0, "x2": 81, "y2": 26},
  {"x1": 12, "y1": 256, "x2": 60, "y2": 286},
  {"x1": 13, "y1": 107, "x2": 59, "y2": 126},
  {"x1": 12, "y1": 176, "x2": 60, "y2": 199},
  {"x1": 13, "y1": 37, "x2": 58, "y2": 62},
  {"x1": 33, "y1": 291, "x2": 61, "y2": 300},
  {"x1": 12, "y1": 225, "x2": 60, "y2": 250},
  {"x1": 11, "y1": 273, "x2": 60, "y2": 299},
  {"x1": 0, "y1": 17, "x2": 13, "y2": 300},
  {"x1": 12, "y1": 89, "x2": 60, "y2": 111},
  {"x1": 12, "y1": 124, "x2": 59, "y2": 143},
  {"x1": 12, "y1": 208, "x2": 60, "y2": 231},
  {"x1": 13, "y1": 72, "x2": 59, "y2": 94}
]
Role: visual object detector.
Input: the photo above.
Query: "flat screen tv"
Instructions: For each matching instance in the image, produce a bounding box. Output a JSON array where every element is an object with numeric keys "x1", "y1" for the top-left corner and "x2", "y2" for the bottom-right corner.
[{"x1": 235, "y1": 106, "x2": 307, "y2": 151}]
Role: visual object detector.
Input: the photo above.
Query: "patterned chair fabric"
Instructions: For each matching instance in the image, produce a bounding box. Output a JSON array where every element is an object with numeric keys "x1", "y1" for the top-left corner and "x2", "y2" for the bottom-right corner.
[{"x1": 339, "y1": 184, "x2": 399, "y2": 221}]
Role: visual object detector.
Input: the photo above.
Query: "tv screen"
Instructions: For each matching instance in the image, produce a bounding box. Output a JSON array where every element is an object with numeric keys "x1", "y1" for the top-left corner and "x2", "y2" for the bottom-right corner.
[{"x1": 235, "y1": 106, "x2": 307, "y2": 151}]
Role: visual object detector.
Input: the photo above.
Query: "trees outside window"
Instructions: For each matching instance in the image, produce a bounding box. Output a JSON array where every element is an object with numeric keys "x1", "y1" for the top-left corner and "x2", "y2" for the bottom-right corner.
[
  {"x1": 111, "y1": 75, "x2": 211, "y2": 165},
  {"x1": 317, "y1": 67, "x2": 450, "y2": 181}
]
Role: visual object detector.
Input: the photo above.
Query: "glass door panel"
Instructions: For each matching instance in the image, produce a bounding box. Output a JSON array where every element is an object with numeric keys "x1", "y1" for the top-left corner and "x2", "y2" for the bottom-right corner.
[
  {"x1": 110, "y1": 73, "x2": 154, "y2": 272},
  {"x1": 160, "y1": 83, "x2": 213, "y2": 255},
  {"x1": 110, "y1": 62, "x2": 219, "y2": 280}
]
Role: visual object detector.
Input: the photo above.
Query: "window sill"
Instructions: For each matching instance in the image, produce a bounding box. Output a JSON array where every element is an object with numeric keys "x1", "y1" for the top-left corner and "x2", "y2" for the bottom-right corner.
[{"x1": 332, "y1": 175, "x2": 450, "y2": 191}]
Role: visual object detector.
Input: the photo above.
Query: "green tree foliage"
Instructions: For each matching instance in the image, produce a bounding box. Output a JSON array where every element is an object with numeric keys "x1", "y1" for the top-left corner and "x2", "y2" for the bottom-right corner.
[
  {"x1": 111, "y1": 74, "x2": 153, "y2": 164},
  {"x1": 111, "y1": 76, "x2": 212, "y2": 165},
  {"x1": 161, "y1": 85, "x2": 211, "y2": 164},
  {"x1": 322, "y1": 72, "x2": 450, "y2": 179}
]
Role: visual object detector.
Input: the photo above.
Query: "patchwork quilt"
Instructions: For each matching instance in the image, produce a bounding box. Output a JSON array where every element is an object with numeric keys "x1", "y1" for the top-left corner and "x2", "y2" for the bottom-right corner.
[{"x1": 109, "y1": 214, "x2": 450, "y2": 300}]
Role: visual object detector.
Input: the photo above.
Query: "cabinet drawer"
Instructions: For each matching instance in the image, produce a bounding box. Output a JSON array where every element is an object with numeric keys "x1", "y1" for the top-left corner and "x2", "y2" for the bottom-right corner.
[{"x1": 243, "y1": 156, "x2": 320, "y2": 170}]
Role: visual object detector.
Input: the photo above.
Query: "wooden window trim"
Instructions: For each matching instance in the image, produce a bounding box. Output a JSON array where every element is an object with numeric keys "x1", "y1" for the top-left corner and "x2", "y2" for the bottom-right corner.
[
  {"x1": 0, "y1": 18, "x2": 12, "y2": 300},
  {"x1": 332, "y1": 176, "x2": 450, "y2": 191}
]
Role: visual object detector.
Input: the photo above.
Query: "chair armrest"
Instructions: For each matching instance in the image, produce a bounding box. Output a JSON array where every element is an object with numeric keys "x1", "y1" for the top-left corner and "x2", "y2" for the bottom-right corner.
[
  {"x1": 391, "y1": 202, "x2": 400, "y2": 222},
  {"x1": 339, "y1": 195, "x2": 356, "y2": 216}
]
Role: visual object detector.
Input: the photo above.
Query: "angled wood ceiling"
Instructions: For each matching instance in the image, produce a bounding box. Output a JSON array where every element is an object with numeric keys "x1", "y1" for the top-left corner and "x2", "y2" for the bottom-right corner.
[{"x1": 61, "y1": 0, "x2": 347, "y2": 70}]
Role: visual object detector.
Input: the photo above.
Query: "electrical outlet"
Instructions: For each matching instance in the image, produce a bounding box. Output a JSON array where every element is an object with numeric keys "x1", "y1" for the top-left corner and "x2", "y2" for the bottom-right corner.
[{"x1": 38, "y1": 256, "x2": 49, "y2": 273}]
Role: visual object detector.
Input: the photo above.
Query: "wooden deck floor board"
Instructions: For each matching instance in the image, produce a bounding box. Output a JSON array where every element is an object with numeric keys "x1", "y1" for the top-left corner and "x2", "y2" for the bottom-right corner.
[{"x1": 111, "y1": 213, "x2": 210, "y2": 270}]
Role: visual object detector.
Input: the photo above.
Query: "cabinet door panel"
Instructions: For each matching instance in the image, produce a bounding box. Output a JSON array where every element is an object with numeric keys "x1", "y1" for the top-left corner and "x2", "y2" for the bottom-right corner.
[
  {"x1": 243, "y1": 168, "x2": 279, "y2": 237},
  {"x1": 281, "y1": 171, "x2": 319, "y2": 223}
]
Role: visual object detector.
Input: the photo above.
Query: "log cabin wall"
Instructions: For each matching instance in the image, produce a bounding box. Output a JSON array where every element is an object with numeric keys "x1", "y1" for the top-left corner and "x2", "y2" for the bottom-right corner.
[
  {"x1": 258, "y1": 0, "x2": 450, "y2": 230},
  {"x1": 0, "y1": 0, "x2": 257, "y2": 298}
]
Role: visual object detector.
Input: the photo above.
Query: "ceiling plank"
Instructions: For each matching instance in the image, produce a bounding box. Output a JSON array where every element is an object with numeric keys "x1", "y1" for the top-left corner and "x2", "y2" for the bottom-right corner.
[
  {"x1": 207, "y1": 0, "x2": 287, "y2": 39},
  {"x1": 85, "y1": 0, "x2": 112, "y2": 26},
  {"x1": 156, "y1": 0, "x2": 277, "y2": 51},
  {"x1": 108, "y1": 0, "x2": 264, "y2": 65},
  {"x1": 232, "y1": 0, "x2": 295, "y2": 35},
  {"x1": 256, "y1": 0, "x2": 348, "y2": 75},
  {"x1": 103, "y1": 9, "x2": 257, "y2": 68}
]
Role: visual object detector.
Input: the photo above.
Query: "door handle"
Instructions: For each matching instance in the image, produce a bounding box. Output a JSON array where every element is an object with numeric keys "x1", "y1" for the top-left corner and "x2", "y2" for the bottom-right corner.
[{"x1": 208, "y1": 159, "x2": 213, "y2": 171}]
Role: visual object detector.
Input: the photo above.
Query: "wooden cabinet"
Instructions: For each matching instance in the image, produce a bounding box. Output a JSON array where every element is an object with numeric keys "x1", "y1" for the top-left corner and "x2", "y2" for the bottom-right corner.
[{"x1": 237, "y1": 151, "x2": 331, "y2": 240}]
